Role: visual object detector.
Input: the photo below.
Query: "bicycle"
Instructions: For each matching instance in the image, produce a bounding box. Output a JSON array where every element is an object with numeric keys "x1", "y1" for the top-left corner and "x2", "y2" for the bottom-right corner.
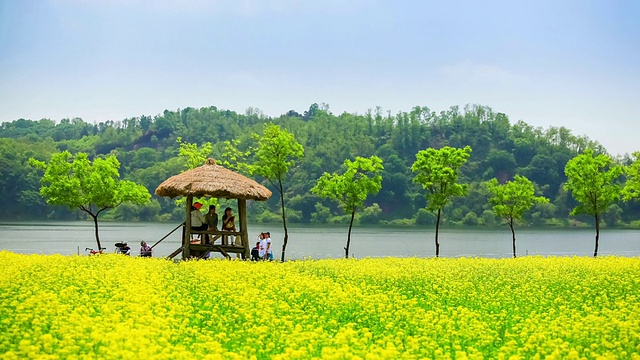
[{"x1": 85, "y1": 247, "x2": 106, "y2": 255}]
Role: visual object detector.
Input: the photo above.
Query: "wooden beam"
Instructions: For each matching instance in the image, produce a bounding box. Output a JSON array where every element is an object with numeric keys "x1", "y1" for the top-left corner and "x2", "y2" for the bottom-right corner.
[
  {"x1": 238, "y1": 198, "x2": 249, "y2": 259},
  {"x1": 183, "y1": 196, "x2": 193, "y2": 260}
]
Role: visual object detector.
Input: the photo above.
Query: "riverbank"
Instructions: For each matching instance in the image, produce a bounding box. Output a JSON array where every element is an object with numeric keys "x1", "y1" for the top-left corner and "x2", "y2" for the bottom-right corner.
[{"x1": 1, "y1": 253, "x2": 638, "y2": 359}]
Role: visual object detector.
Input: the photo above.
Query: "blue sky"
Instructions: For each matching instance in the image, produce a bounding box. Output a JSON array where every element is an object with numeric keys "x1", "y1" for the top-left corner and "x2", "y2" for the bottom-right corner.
[{"x1": 1, "y1": 0, "x2": 639, "y2": 155}]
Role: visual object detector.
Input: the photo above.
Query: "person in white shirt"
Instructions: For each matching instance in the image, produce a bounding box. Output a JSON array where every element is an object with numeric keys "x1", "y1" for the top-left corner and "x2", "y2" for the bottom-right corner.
[
  {"x1": 190, "y1": 202, "x2": 207, "y2": 243},
  {"x1": 264, "y1": 232, "x2": 273, "y2": 261},
  {"x1": 258, "y1": 233, "x2": 266, "y2": 258}
]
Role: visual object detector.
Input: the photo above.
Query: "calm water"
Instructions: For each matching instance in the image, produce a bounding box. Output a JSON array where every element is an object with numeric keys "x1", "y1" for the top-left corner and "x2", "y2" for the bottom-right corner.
[{"x1": 1, "y1": 221, "x2": 639, "y2": 259}]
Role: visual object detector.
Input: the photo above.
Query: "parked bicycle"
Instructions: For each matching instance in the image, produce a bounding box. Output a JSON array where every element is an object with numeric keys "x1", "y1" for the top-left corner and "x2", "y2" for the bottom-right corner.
[{"x1": 85, "y1": 247, "x2": 106, "y2": 255}]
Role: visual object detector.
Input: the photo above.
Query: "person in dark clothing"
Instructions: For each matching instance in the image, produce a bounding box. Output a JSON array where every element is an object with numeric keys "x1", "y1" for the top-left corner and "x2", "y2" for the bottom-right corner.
[
  {"x1": 204, "y1": 205, "x2": 218, "y2": 244},
  {"x1": 251, "y1": 241, "x2": 261, "y2": 261}
]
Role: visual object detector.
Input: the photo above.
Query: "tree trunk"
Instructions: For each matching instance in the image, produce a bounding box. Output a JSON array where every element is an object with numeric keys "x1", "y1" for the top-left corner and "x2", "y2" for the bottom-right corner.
[
  {"x1": 91, "y1": 214, "x2": 102, "y2": 251},
  {"x1": 509, "y1": 218, "x2": 516, "y2": 258},
  {"x1": 435, "y1": 208, "x2": 441, "y2": 257},
  {"x1": 345, "y1": 208, "x2": 356, "y2": 259},
  {"x1": 594, "y1": 213, "x2": 600, "y2": 258},
  {"x1": 279, "y1": 179, "x2": 289, "y2": 262}
]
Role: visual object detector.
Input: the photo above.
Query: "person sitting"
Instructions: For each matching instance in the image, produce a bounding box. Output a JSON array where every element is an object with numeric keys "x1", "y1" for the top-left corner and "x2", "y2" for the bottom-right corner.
[
  {"x1": 221, "y1": 207, "x2": 236, "y2": 245},
  {"x1": 204, "y1": 205, "x2": 218, "y2": 244},
  {"x1": 251, "y1": 241, "x2": 261, "y2": 261},
  {"x1": 140, "y1": 241, "x2": 152, "y2": 257},
  {"x1": 122, "y1": 242, "x2": 131, "y2": 255},
  {"x1": 190, "y1": 202, "x2": 208, "y2": 243}
]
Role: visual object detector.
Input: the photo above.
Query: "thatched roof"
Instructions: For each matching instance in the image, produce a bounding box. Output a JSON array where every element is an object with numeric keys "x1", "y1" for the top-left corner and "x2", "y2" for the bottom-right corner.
[{"x1": 155, "y1": 158, "x2": 272, "y2": 201}]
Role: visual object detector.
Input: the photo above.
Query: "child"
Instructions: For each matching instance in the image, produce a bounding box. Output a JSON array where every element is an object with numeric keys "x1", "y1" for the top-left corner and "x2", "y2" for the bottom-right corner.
[{"x1": 251, "y1": 241, "x2": 261, "y2": 261}]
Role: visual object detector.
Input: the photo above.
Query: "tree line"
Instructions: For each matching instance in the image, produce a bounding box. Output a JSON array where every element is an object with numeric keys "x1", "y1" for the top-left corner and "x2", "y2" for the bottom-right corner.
[{"x1": 2, "y1": 103, "x2": 640, "y2": 234}]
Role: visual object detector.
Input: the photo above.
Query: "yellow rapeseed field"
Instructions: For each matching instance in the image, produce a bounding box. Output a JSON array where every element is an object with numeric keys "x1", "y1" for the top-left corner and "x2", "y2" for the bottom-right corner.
[{"x1": 0, "y1": 252, "x2": 638, "y2": 359}]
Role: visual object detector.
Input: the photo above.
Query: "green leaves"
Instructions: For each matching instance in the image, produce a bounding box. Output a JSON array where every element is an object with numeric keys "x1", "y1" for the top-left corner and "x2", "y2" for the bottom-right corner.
[
  {"x1": 411, "y1": 146, "x2": 472, "y2": 211},
  {"x1": 177, "y1": 137, "x2": 212, "y2": 170},
  {"x1": 311, "y1": 156, "x2": 384, "y2": 212},
  {"x1": 486, "y1": 175, "x2": 548, "y2": 224},
  {"x1": 248, "y1": 123, "x2": 304, "y2": 185},
  {"x1": 564, "y1": 149, "x2": 623, "y2": 217},
  {"x1": 30, "y1": 151, "x2": 151, "y2": 248},
  {"x1": 33, "y1": 151, "x2": 151, "y2": 213},
  {"x1": 622, "y1": 151, "x2": 640, "y2": 202}
]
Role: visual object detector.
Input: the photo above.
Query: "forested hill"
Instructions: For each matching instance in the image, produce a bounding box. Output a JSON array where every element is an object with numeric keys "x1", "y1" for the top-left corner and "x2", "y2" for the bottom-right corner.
[{"x1": 1, "y1": 104, "x2": 636, "y2": 226}]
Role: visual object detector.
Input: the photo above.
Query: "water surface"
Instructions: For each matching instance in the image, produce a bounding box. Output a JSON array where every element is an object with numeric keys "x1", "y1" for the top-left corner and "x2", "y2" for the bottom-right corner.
[{"x1": 1, "y1": 221, "x2": 639, "y2": 259}]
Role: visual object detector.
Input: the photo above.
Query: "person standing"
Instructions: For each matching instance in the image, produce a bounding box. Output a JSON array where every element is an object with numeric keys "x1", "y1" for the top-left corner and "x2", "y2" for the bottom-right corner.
[
  {"x1": 204, "y1": 205, "x2": 218, "y2": 244},
  {"x1": 264, "y1": 232, "x2": 274, "y2": 261},
  {"x1": 258, "y1": 233, "x2": 266, "y2": 258}
]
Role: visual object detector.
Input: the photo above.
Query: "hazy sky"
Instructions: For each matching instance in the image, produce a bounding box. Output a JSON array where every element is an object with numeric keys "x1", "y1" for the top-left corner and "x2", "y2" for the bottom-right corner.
[{"x1": 1, "y1": 0, "x2": 638, "y2": 155}]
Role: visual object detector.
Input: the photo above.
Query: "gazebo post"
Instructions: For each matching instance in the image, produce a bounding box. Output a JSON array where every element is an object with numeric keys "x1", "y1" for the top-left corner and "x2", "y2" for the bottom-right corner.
[
  {"x1": 238, "y1": 198, "x2": 250, "y2": 259},
  {"x1": 183, "y1": 196, "x2": 193, "y2": 259}
]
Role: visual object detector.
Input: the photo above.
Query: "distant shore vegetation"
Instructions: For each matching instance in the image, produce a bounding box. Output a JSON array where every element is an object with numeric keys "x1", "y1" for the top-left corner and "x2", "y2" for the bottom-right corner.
[{"x1": 2, "y1": 103, "x2": 640, "y2": 229}]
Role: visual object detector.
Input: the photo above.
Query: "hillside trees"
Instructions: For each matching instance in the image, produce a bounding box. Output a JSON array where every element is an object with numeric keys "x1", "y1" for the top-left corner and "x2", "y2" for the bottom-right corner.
[{"x1": 2, "y1": 103, "x2": 637, "y2": 226}]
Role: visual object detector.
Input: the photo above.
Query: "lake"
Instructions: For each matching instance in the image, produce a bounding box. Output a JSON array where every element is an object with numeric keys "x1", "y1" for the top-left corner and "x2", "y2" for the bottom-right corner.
[{"x1": 1, "y1": 221, "x2": 639, "y2": 259}]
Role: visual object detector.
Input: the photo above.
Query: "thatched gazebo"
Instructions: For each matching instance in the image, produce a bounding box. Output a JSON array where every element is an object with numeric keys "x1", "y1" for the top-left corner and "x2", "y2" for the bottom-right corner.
[{"x1": 155, "y1": 158, "x2": 272, "y2": 260}]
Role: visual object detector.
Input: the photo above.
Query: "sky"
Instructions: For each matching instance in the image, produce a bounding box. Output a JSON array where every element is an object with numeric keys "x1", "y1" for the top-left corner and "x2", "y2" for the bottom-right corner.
[{"x1": 1, "y1": 0, "x2": 639, "y2": 155}]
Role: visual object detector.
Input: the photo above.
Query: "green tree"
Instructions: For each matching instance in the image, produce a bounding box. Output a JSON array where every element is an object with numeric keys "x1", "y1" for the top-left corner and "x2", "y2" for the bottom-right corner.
[
  {"x1": 564, "y1": 149, "x2": 623, "y2": 257},
  {"x1": 30, "y1": 151, "x2": 150, "y2": 250},
  {"x1": 486, "y1": 175, "x2": 548, "y2": 258},
  {"x1": 412, "y1": 146, "x2": 472, "y2": 257},
  {"x1": 176, "y1": 138, "x2": 217, "y2": 209},
  {"x1": 623, "y1": 151, "x2": 640, "y2": 202},
  {"x1": 311, "y1": 156, "x2": 384, "y2": 258},
  {"x1": 248, "y1": 123, "x2": 304, "y2": 262}
]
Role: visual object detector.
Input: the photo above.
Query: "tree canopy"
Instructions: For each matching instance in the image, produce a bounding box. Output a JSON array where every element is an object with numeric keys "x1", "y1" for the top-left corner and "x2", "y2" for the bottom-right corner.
[
  {"x1": 312, "y1": 156, "x2": 384, "y2": 258},
  {"x1": 247, "y1": 123, "x2": 304, "y2": 262},
  {"x1": 564, "y1": 149, "x2": 623, "y2": 257},
  {"x1": 29, "y1": 151, "x2": 150, "y2": 249},
  {"x1": 3, "y1": 103, "x2": 638, "y2": 229},
  {"x1": 486, "y1": 175, "x2": 548, "y2": 257},
  {"x1": 412, "y1": 146, "x2": 472, "y2": 256}
]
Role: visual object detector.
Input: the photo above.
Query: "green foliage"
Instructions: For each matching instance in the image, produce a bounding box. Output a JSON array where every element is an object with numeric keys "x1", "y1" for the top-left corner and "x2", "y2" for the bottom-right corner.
[
  {"x1": 312, "y1": 156, "x2": 384, "y2": 213},
  {"x1": 360, "y1": 203, "x2": 382, "y2": 224},
  {"x1": 486, "y1": 175, "x2": 549, "y2": 225},
  {"x1": 622, "y1": 151, "x2": 640, "y2": 201},
  {"x1": 412, "y1": 146, "x2": 472, "y2": 212},
  {"x1": 29, "y1": 151, "x2": 150, "y2": 248},
  {"x1": 175, "y1": 138, "x2": 217, "y2": 209},
  {"x1": 415, "y1": 208, "x2": 436, "y2": 225},
  {"x1": 3, "y1": 103, "x2": 636, "y2": 227},
  {"x1": 311, "y1": 202, "x2": 332, "y2": 224},
  {"x1": 564, "y1": 149, "x2": 624, "y2": 257},
  {"x1": 177, "y1": 137, "x2": 212, "y2": 170},
  {"x1": 480, "y1": 210, "x2": 498, "y2": 227},
  {"x1": 460, "y1": 211, "x2": 478, "y2": 226},
  {"x1": 247, "y1": 123, "x2": 304, "y2": 261},
  {"x1": 312, "y1": 156, "x2": 384, "y2": 257},
  {"x1": 486, "y1": 175, "x2": 548, "y2": 257},
  {"x1": 412, "y1": 146, "x2": 472, "y2": 256},
  {"x1": 248, "y1": 123, "x2": 304, "y2": 186},
  {"x1": 564, "y1": 149, "x2": 623, "y2": 218}
]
